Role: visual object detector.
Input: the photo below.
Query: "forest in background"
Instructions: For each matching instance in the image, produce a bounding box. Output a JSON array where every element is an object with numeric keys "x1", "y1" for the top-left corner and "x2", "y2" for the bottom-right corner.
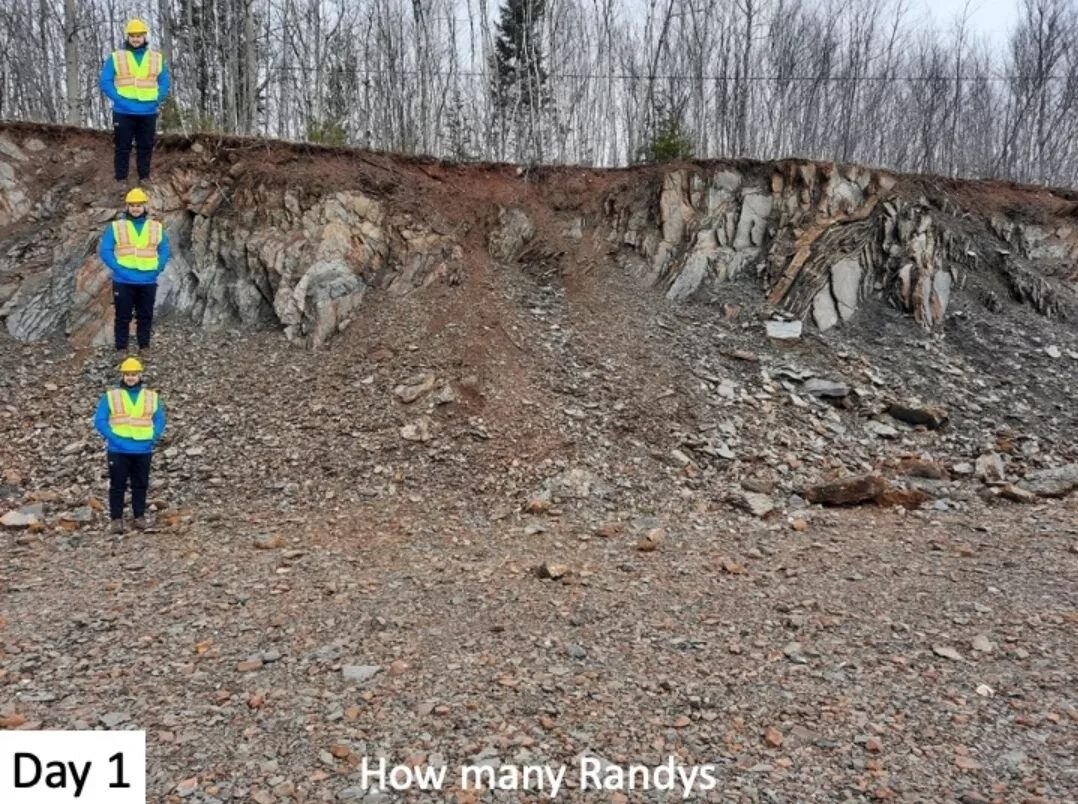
[{"x1": 0, "y1": 0, "x2": 1075, "y2": 185}]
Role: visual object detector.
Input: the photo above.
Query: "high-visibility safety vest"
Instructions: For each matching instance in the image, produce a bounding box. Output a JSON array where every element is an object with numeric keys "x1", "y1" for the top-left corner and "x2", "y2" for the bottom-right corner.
[
  {"x1": 112, "y1": 219, "x2": 163, "y2": 271},
  {"x1": 111, "y1": 49, "x2": 164, "y2": 101},
  {"x1": 107, "y1": 388, "x2": 159, "y2": 441}
]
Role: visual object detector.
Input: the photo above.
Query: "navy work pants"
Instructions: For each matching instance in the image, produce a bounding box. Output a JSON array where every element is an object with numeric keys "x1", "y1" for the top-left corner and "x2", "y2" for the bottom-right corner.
[
  {"x1": 108, "y1": 451, "x2": 152, "y2": 520},
  {"x1": 113, "y1": 281, "x2": 157, "y2": 350},
  {"x1": 113, "y1": 113, "x2": 157, "y2": 181}
]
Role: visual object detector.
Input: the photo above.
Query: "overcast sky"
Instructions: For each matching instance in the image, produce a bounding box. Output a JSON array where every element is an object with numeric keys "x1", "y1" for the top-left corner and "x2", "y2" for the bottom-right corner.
[{"x1": 911, "y1": 0, "x2": 1022, "y2": 45}]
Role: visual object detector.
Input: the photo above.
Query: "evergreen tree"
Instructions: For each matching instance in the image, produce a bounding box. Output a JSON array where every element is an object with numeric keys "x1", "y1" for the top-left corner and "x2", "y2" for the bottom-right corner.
[
  {"x1": 638, "y1": 96, "x2": 694, "y2": 164},
  {"x1": 445, "y1": 86, "x2": 475, "y2": 161},
  {"x1": 488, "y1": 0, "x2": 551, "y2": 162}
]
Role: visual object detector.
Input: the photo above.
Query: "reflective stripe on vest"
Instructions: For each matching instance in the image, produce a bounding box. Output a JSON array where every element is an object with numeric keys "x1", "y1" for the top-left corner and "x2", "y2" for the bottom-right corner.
[
  {"x1": 112, "y1": 219, "x2": 163, "y2": 271},
  {"x1": 112, "y1": 50, "x2": 163, "y2": 101},
  {"x1": 107, "y1": 388, "x2": 158, "y2": 441}
]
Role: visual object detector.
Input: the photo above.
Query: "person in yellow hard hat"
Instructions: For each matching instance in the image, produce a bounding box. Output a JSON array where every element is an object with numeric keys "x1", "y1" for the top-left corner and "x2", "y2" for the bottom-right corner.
[
  {"x1": 94, "y1": 356, "x2": 166, "y2": 534},
  {"x1": 99, "y1": 187, "x2": 171, "y2": 352},
  {"x1": 99, "y1": 18, "x2": 171, "y2": 188}
]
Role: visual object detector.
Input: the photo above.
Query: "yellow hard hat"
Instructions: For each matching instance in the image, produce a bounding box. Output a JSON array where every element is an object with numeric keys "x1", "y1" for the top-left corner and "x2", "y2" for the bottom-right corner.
[
  {"x1": 126, "y1": 18, "x2": 149, "y2": 36},
  {"x1": 125, "y1": 187, "x2": 149, "y2": 204},
  {"x1": 119, "y1": 357, "x2": 144, "y2": 373}
]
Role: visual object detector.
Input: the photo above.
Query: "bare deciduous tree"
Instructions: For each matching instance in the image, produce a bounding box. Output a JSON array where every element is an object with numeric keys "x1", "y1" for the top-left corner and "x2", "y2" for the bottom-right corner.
[{"x1": 0, "y1": 0, "x2": 1075, "y2": 186}]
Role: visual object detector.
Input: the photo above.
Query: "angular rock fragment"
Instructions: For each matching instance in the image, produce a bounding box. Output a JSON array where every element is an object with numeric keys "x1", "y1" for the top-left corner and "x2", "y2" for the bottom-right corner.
[
  {"x1": 803, "y1": 378, "x2": 849, "y2": 398},
  {"x1": 865, "y1": 420, "x2": 899, "y2": 438},
  {"x1": 996, "y1": 484, "x2": 1038, "y2": 503},
  {"x1": 536, "y1": 562, "x2": 569, "y2": 580},
  {"x1": 897, "y1": 458, "x2": 947, "y2": 480},
  {"x1": 766, "y1": 320, "x2": 802, "y2": 341},
  {"x1": 887, "y1": 402, "x2": 949, "y2": 429},
  {"x1": 636, "y1": 528, "x2": 665, "y2": 552},
  {"x1": 874, "y1": 487, "x2": 931, "y2": 509},
  {"x1": 1019, "y1": 464, "x2": 1078, "y2": 498},
  {"x1": 342, "y1": 665, "x2": 381, "y2": 683},
  {"x1": 1, "y1": 510, "x2": 37, "y2": 528},
  {"x1": 804, "y1": 474, "x2": 888, "y2": 506},
  {"x1": 394, "y1": 372, "x2": 436, "y2": 404},
  {"x1": 739, "y1": 492, "x2": 776, "y2": 517},
  {"x1": 975, "y1": 452, "x2": 1005, "y2": 483},
  {"x1": 400, "y1": 417, "x2": 434, "y2": 442}
]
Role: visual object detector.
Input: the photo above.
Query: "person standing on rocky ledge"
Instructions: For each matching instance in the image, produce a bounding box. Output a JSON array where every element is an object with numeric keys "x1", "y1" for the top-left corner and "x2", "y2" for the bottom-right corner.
[
  {"x1": 94, "y1": 357, "x2": 166, "y2": 534},
  {"x1": 99, "y1": 18, "x2": 170, "y2": 189},
  {"x1": 99, "y1": 187, "x2": 170, "y2": 353}
]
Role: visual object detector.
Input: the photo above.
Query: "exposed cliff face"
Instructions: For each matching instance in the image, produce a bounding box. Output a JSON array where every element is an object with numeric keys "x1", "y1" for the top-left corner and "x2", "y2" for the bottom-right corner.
[
  {"x1": 159, "y1": 181, "x2": 462, "y2": 347},
  {"x1": 603, "y1": 161, "x2": 1075, "y2": 329},
  {"x1": 0, "y1": 123, "x2": 1074, "y2": 349},
  {"x1": 0, "y1": 127, "x2": 466, "y2": 347}
]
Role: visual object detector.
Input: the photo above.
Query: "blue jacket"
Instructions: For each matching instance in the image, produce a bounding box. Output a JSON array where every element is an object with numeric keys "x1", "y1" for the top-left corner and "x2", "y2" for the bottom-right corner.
[
  {"x1": 99, "y1": 44, "x2": 171, "y2": 116},
  {"x1": 94, "y1": 384, "x2": 166, "y2": 455},
  {"x1": 99, "y1": 215, "x2": 170, "y2": 285}
]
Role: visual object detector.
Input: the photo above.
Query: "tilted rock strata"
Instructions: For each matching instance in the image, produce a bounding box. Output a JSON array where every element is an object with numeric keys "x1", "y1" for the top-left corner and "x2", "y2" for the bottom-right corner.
[{"x1": 0, "y1": 129, "x2": 1074, "y2": 348}]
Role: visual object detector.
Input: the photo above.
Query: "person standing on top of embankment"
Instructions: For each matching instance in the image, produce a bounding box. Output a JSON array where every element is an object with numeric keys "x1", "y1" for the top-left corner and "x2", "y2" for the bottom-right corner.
[{"x1": 99, "y1": 18, "x2": 170, "y2": 190}]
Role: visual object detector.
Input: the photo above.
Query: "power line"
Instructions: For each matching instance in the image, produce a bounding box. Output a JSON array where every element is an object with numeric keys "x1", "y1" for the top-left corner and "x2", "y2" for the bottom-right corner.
[{"x1": 253, "y1": 64, "x2": 1071, "y2": 82}]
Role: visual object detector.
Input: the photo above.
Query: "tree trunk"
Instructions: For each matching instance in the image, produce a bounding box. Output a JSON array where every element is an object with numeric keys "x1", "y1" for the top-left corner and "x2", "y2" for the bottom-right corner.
[
  {"x1": 243, "y1": 0, "x2": 258, "y2": 133},
  {"x1": 63, "y1": 0, "x2": 80, "y2": 125}
]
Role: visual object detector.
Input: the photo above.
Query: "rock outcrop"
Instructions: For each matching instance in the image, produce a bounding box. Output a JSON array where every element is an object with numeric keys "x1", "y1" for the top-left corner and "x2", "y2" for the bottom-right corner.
[
  {"x1": 0, "y1": 130, "x2": 462, "y2": 347},
  {"x1": 0, "y1": 125, "x2": 1075, "y2": 348},
  {"x1": 604, "y1": 162, "x2": 1074, "y2": 331}
]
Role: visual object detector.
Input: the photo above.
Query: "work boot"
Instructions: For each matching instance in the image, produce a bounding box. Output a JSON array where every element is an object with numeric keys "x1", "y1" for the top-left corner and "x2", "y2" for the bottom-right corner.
[
  {"x1": 132, "y1": 517, "x2": 148, "y2": 531},
  {"x1": 109, "y1": 519, "x2": 124, "y2": 534}
]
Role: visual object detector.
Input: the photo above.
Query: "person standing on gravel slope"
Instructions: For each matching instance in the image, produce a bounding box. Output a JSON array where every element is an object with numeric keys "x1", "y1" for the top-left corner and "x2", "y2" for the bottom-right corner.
[
  {"x1": 99, "y1": 187, "x2": 170, "y2": 353},
  {"x1": 94, "y1": 356, "x2": 166, "y2": 534},
  {"x1": 99, "y1": 18, "x2": 171, "y2": 188}
]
